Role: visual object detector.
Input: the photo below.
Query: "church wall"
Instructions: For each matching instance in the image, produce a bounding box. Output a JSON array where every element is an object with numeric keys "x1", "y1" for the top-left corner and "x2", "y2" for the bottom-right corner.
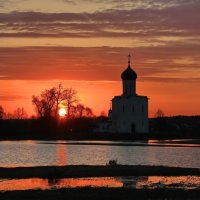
[{"x1": 112, "y1": 96, "x2": 148, "y2": 133}]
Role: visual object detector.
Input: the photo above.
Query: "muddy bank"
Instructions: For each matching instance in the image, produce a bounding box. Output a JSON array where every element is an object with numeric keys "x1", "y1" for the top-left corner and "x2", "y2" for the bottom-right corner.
[
  {"x1": 0, "y1": 188, "x2": 200, "y2": 200},
  {"x1": 0, "y1": 165, "x2": 199, "y2": 179}
]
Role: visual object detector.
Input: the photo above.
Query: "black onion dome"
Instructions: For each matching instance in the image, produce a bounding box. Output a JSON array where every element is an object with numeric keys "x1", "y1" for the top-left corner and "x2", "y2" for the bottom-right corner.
[{"x1": 121, "y1": 66, "x2": 137, "y2": 80}]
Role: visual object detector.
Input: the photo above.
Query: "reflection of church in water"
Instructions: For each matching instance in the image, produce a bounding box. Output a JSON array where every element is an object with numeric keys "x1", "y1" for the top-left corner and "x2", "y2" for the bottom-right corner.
[{"x1": 95, "y1": 55, "x2": 149, "y2": 134}]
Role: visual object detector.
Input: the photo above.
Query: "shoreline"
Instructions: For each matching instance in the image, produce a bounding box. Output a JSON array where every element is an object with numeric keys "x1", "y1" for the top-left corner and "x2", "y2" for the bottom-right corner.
[
  {"x1": 0, "y1": 165, "x2": 199, "y2": 179},
  {"x1": 0, "y1": 139, "x2": 200, "y2": 148},
  {"x1": 1, "y1": 165, "x2": 200, "y2": 199},
  {"x1": 40, "y1": 141, "x2": 200, "y2": 148}
]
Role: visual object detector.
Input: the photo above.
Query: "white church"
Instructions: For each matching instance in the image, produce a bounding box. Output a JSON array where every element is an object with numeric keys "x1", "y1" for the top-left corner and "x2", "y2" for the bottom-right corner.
[{"x1": 95, "y1": 54, "x2": 149, "y2": 134}]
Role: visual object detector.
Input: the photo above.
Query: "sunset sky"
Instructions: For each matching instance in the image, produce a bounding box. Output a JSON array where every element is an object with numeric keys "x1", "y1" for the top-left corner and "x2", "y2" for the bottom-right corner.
[{"x1": 0, "y1": 0, "x2": 200, "y2": 117}]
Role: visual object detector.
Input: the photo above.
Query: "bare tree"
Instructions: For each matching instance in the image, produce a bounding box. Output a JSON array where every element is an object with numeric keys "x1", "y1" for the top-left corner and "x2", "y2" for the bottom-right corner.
[
  {"x1": 32, "y1": 96, "x2": 46, "y2": 118},
  {"x1": 41, "y1": 88, "x2": 56, "y2": 118},
  {"x1": 62, "y1": 87, "x2": 78, "y2": 118},
  {"x1": 0, "y1": 105, "x2": 4, "y2": 119},
  {"x1": 52, "y1": 84, "x2": 78, "y2": 118},
  {"x1": 75, "y1": 104, "x2": 85, "y2": 118},
  {"x1": 13, "y1": 107, "x2": 28, "y2": 119},
  {"x1": 53, "y1": 83, "x2": 63, "y2": 118},
  {"x1": 32, "y1": 88, "x2": 56, "y2": 119},
  {"x1": 155, "y1": 109, "x2": 165, "y2": 118},
  {"x1": 154, "y1": 108, "x2": 166, "y2": 132},
  {"x1": 32, "y1": 84, "x2": 78, "y2": 119},
  {"x1": 70, "y1": 104, "x2": 94, "y2": 118},
  {"x1": 84, "y1": 107, "x2": 94, "y2": 117},
  {"x1": 4, "y1": 112, "x2": 13, "y2": 119}
]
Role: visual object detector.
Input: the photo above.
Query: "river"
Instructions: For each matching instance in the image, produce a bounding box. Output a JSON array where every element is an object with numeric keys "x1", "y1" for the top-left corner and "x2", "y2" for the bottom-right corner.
[{"x1": 0, "y1": 140, "x2": 199, "y2": 168}]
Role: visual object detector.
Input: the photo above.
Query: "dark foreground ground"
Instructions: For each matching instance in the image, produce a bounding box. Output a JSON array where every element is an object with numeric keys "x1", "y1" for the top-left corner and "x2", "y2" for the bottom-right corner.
[
  {"x1": 1, "y1": 187, "x2": 200, "y2": 200},
  {"x1": 0, "y1": 165, "x2": 200, "y2": 200}
]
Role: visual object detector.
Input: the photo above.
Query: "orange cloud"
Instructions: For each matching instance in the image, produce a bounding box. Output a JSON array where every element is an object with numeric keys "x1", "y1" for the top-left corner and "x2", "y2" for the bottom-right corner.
[{"x1": 0, "y1": 1, "x2": 200, "y2": 117}]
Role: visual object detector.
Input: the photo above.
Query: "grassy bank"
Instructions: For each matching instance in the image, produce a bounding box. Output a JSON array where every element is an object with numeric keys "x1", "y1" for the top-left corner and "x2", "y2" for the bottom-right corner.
[{"x1": 0, "y1": 165, "x2": 199, "y2": 179}]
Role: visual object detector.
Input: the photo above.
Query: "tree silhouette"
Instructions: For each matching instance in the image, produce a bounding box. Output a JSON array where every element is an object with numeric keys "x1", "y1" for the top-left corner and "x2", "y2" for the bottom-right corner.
[
  {"x1": 84, "y1": 107, "x2": 94, "y2": 117},
  {"x1": 155, "y1": 109, "x2": 165, "y2": 118},
  {"x1": 154, "y1": 108, "x2": 166, "y2": 133},
  {"x1": 54, "y1": 83, "x2": 63, "y2": 118},
  {"x1": 74, "y1": 104, "x2": 85, "y2": 118},
  {"x1": 13, "y1": 107, "x2": 28, "y2": 119},
  {"x1": 32, "y1": 88, "x2": 55, "y2": 119},
  {"x1": 62, "y1": 87, "x2": 78, "y2": 118},
  {"x1": 0, "y1": 105, "x2": 4, "y2": 119},
  {"x1": 32, "y1": 84, "x2": 78, "y2": 119},
  {"x1": 71, "y1": 104, "x2": 94, "y2": 118}
]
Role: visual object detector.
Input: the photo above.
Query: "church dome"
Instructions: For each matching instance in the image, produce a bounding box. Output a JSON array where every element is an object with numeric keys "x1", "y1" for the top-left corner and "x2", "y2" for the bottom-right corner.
[
  {"x1": 121, "y1": 54, "x2": 137, "y2": 80},
  {"x1": 121, "y1": 66, "x2": 137, "y2": 80}
]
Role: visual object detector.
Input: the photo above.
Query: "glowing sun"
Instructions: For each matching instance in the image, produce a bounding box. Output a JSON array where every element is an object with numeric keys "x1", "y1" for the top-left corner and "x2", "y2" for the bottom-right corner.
[{"x1": 59, "y1": 108, "x2": 67, "y2": 117}]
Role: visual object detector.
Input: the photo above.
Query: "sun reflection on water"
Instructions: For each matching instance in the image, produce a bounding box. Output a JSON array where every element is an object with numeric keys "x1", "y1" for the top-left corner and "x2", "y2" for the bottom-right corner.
[{"x1": 56, "y1": 144, "x2": 67, "y2": 166}]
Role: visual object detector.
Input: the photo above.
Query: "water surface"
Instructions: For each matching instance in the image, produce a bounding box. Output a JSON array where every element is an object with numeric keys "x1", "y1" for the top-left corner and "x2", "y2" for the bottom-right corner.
[
  {"x1": 0, "y1": 140, "x2": 199, "y2": 168},
  {"x1": 0, "y1": 176, "x2": 199, "y2": 191}
]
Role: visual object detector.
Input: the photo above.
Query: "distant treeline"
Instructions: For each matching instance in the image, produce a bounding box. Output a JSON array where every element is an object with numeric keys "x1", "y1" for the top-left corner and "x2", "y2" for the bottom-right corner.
[
  {"x1": 149, "y1": 115, "x2": 200, "y2": 139},
  {"x1": 0, "y1": 115, "x2": 200, "y2": 140},
  {"x1": 0, "y1": 117, "x2": 97, "y2": 140}
]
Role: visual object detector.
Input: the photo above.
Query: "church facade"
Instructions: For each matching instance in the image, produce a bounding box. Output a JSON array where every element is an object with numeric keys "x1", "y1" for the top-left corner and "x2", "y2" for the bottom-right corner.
[{"x1": 95, "y1": 55, "x2": 149, "y2": 134}]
